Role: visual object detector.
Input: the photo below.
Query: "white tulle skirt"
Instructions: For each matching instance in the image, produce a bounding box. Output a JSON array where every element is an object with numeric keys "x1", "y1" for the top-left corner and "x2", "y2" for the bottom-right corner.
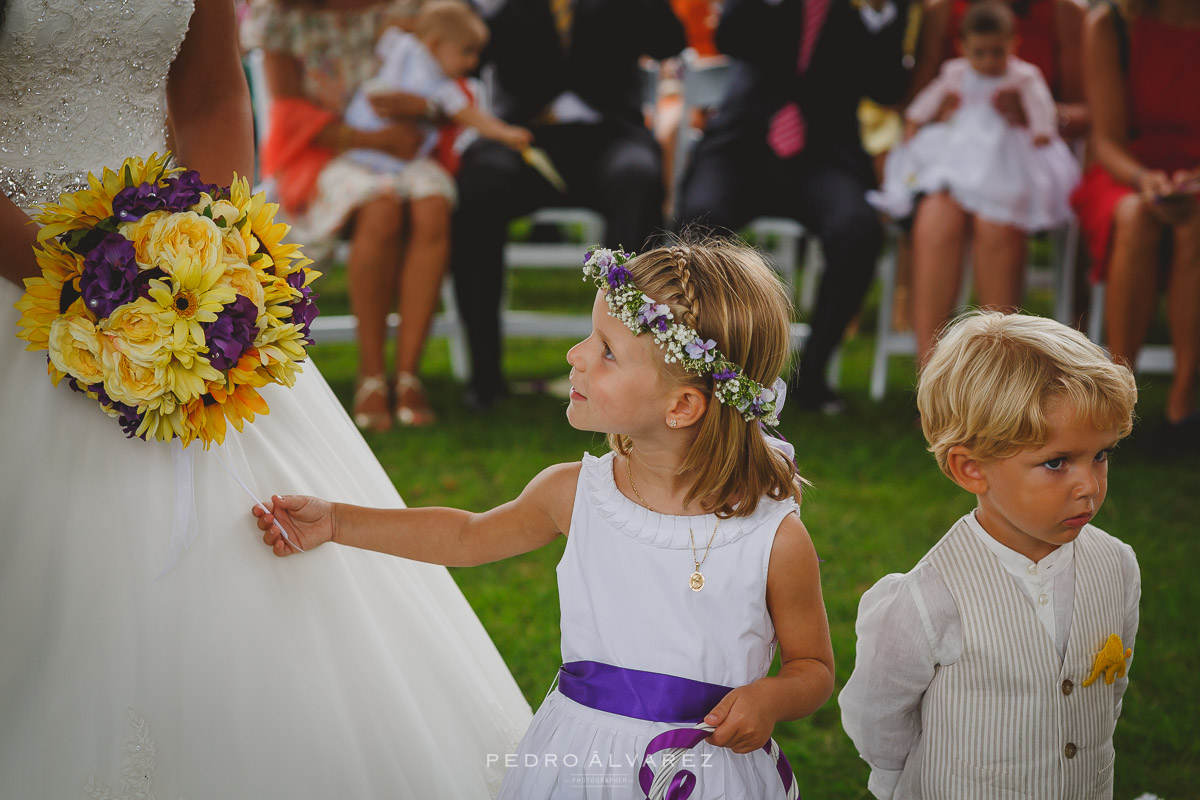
[
  {"x1": 868, "y1": 105, "x2": 1081, "y2": 232},
  {"x1": 0, "y1": 278, "x2": 531, "y2": 799}
]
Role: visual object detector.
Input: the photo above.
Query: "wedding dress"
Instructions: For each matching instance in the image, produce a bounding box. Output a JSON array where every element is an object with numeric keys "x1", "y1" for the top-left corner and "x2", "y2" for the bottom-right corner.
[{"x1": 0, "y1": 2, "x2": 530, "y2": 797}]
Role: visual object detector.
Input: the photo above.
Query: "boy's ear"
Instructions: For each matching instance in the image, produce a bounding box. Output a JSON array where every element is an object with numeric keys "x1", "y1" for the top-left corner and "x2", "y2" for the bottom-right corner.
[
  {"x1": 946, "y1": 445, "x2": 989, "y2": 494},
  {"x1": 666, "y1": 385, "x2": 708, "y2": 429}
]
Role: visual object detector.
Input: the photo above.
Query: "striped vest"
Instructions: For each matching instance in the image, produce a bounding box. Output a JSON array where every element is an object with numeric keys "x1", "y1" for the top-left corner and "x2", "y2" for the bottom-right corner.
[{"x1": 896, "y1": 521, "x2": 1126, "y2": 799}]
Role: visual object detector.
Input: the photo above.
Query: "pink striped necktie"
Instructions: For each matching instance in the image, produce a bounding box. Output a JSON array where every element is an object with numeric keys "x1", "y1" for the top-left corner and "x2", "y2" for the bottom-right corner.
[{"x1": 766, "y1": 0, "x2": 832, "y2": 159}]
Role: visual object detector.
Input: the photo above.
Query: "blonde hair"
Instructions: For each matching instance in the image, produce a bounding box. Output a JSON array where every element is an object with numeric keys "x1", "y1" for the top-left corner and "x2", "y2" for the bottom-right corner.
[
  {"x1": 415, "y1": 0, "x2": 487, "y2": 44},
  {"x1": 918, "y1": 311, "x2": 1138, "y2": 477},
  {"x1": 605, "y1": 236, "x2": 803, "y2": 518}
]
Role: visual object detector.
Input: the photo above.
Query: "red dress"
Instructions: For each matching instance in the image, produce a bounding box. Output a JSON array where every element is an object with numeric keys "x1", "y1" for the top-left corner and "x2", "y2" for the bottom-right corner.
[
  {"x1": 947, "y1": 0, "x2": 1059, "y2": 93},
  {"x1": 1070, "y1": 16, "x2": 1200, "y2": 280}
]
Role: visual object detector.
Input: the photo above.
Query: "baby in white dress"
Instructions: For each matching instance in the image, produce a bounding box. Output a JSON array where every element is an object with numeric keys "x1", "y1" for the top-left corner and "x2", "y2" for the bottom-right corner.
[{"x1": 868, "y1": 0, "x2": 1079, "y2": 231}]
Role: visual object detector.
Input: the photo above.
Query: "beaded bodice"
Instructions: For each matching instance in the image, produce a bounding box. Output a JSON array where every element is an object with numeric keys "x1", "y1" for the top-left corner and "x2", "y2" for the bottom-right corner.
[{"x1": 0, "y1": 0, "x2": 194, "y2": 208}]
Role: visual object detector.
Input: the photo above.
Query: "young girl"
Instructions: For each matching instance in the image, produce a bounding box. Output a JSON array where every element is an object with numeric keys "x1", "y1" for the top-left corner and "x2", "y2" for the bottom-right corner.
[
  {"x1": 254, "y1": 239, "x2": 835, "y2": 798},
  {"x1": 868, "y1": 0, "x2": 1080, "y2": 232}
]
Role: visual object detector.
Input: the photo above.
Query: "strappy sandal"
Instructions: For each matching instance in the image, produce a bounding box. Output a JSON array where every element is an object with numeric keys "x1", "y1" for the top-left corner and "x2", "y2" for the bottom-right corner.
[
  {"x1": 394, "y1": 371, "x2": 436, "y2": 427},
  {"x1": 353, "y1": 374, "x2": 392, "y2": 432}
]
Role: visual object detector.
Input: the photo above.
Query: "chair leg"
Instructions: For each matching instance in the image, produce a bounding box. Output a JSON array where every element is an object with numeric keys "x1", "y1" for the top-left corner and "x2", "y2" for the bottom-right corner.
[{"x1": 870, "y1": 243, "x2": 899, "y2": 401}]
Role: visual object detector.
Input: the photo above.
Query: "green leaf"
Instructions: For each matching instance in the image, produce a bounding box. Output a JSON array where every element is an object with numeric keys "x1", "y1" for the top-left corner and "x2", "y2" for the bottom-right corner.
[
  {"x1": 247, "y1": 253, "x2": 265, "y2": 263},
  {"x1": 214, "y1": 216, "x2": 227, "y2": 229},
  {"x1": 201, "y1": 205, "x2": 214, "y2": 219},
  {"x1": 122, "y1": 163, "x2": 134, "y2": 188}
]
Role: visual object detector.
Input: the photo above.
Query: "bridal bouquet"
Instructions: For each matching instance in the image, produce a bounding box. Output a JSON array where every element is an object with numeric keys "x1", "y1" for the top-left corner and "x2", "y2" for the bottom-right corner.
[{"x1": 15, "y1": 153, "x2": 320, "y2": 448}]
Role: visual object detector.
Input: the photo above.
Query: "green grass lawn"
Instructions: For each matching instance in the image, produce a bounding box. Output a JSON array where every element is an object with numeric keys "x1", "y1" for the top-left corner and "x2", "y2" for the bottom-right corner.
[{"x1": 308, "y1": 264, "x2": 1199, "y2": 798}]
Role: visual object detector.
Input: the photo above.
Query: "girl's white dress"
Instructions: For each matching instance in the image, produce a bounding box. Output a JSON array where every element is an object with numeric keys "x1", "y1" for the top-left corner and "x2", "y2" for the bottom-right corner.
[
  {"x1": 497, "y1": 452, "x2": 802, "y2": 799},
  {"x1": 0, "y1": 2, "x2": 530, "y2": 798},
  {"x1": 868, "y1": 58, "x2": 1080, "y2": 231}
]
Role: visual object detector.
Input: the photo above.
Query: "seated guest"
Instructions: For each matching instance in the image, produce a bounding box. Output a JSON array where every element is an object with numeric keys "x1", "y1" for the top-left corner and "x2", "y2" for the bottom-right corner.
[
  {"x1": 1071, "y1": 0, "x2": 1200, "y2": 443},
  {"x1": 449, "y1": 0, "x2": 686, "y2": 409},
  {"x1": 676, "y1": 0, "x2": 913, "y2": 414},
  {"x1": 259, "y1": 0, "x2": 448, "y2": 431}
]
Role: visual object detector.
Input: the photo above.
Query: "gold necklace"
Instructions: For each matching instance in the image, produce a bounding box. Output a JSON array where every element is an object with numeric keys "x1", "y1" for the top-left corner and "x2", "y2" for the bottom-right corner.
[{"x1": 625, "y1": 453, "x2": 720, "y2": 592}]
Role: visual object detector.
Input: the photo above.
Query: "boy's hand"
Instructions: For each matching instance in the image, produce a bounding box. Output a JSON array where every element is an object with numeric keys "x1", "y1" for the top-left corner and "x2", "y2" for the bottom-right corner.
[
  {"x1": 703, "y1": 682, "x2": 778, "y2": 753},
  {"x1": 992, "y1": 87, "x2": 1028, "y2": 127},
  {"x1": 253, "y1": 494, "x2": 336, "y2": 556}
]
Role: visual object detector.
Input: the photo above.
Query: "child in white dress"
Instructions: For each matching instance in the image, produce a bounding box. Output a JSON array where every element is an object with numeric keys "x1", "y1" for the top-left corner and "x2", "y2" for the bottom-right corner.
[
  {"x1": 868, "y1": 1, "x2": 1079, "y2": 231},
  {"x1": 254, "y1": 239, "x2": 835, "y2": 799},
  {"x1": 840, "y1": 312, "x2": 1141, "y2": 799},
  {"x1": 344, "y1": 0, "x2": 531, "y2": 188}
]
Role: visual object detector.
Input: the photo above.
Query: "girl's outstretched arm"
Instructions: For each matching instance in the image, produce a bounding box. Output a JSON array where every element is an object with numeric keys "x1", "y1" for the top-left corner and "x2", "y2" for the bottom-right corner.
[
  {"x1": 254, "y1": 462, "x2": 580, "y2": 566},
  {"x1": 703, "y1": 514, "x2": 835, "y2": 753}
]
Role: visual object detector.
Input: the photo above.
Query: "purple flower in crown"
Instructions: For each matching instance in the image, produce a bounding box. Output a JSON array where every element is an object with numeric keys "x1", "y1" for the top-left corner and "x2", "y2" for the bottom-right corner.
[
  {"x1": 747, "y1": 385, "x2": 777, "y2": 418},
  {"x1": 159, "y1": 170, "x2": 218, "y2": 212},
  {"x1": 638, "y1": 301, "x2": 672, "y2": 333},
  {"x1": 590, "y1": 249, "x2": 616, "y2": 277},
  {"x1": 203, "y1": 295, "x2": 260, "y2": 371},
  {"x1": 712, "y1": 367, "x2": 738, "y2": 382},
  {"x1": 606, "y1": 265, "x2": 632, "y2": 288},
  {"x1": 584, "y1": 248, "x2": 595, "y2": 264},
  {"x1": 79, "y1": 232, "x2": 140, "y2": 317},
  {"x1": 112, "y1": 182, "x2": 168, "y2": 222},
  {"x1": 684, "y1": 337, "x2": 717, "y2": 363}
]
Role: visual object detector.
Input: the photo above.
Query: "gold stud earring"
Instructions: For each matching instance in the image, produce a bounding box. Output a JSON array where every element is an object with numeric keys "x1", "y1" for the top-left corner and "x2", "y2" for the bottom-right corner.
[{"x1": 668, "y1": 419, "x2": 678, "y2": 428}]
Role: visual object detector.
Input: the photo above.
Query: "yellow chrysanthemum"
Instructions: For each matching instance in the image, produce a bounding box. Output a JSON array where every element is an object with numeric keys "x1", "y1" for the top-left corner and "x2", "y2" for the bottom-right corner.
[
  {"x1": 146, "y1": 254, "x2": 237, "y2": 350},
  {"x1": 15, "y1": 238, "x2": 85, "y2": 352}
]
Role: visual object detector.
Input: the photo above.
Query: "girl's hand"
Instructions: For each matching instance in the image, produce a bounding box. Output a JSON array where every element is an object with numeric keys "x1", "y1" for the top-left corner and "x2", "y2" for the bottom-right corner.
[
  {"x1": 253, "y1": 494, "x2": 336, "y2": 556},
  {"x1": 702, "y1": 683, "x2": 778, "y2": 754},
  {"x1": 992, "y1": 87, "x2": 1028, "y2": 127}
]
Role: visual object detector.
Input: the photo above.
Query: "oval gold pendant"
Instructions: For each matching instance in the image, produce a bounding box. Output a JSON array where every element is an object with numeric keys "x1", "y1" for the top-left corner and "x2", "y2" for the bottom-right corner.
[{"x1": 689, "y1": 571, "x2": 705, "y2": 591}]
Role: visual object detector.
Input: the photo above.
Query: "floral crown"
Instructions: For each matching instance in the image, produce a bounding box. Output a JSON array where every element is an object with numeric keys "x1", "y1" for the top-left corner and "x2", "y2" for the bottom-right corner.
[{"x1": 583, "y1": 247, "x2": 784, "y2": 426}]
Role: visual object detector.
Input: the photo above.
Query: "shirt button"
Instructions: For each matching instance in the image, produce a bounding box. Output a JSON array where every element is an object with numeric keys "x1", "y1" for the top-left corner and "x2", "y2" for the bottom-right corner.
[
  {"x1": 1061, "y1": 679, "x2": 1074, "y2": 696},
  {"x1": 1064, "y1": 742, "x2": 1077, "y2": 759},
  {"x1": 1027, "y1": 563, "x2": 1039, "y2": 576},
  {"x1": 1039, "y1": 593, "x2": 1050, "y2": 606}
]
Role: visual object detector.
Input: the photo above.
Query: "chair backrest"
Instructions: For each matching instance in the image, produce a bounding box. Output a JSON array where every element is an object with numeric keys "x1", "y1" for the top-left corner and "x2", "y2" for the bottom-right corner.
[
  {"x1": 672, "y1": 51, "x2": 731, "y2": 221},
  {"x1": 246, "y1": 48, "x2": 272, "y2": 146}
]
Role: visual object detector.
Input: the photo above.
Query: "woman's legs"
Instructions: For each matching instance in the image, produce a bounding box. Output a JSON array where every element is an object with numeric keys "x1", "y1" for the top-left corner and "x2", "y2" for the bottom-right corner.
[
  {"x1": 393, "y1": 194, "x2": 451, "y2": 425},
  {"x1": 971, "y1": 217, "x2": 1026, "y2": 312},
  {"x1": 1165, "y1": 208, "x2": 1200, "y2": 422},
  {"x1": 1105, "y1": 195, "x2": 1165, "y2": 376},
  {"x1": 347, "y1": 195, "x2": 406, "y2": 430},
  {"x1": 912, "y1": 192, "x2": 969, "y2": 367}
]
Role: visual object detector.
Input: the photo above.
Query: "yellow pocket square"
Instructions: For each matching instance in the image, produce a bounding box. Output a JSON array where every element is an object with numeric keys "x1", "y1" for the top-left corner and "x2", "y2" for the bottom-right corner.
[{"x1": 1081, "y1": 633, "x2": 1132, "y2": 687}]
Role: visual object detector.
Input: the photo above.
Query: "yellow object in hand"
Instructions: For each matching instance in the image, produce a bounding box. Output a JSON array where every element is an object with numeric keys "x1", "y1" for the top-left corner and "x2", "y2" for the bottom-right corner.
[{"x1": 1081, "y1": 634, "x2": 1132, "y2": 687}]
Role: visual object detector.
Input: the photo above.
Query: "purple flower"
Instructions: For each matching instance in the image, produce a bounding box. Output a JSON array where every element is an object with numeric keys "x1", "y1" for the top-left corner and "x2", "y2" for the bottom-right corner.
[
  {"x1": 712, "y1": 368, "x2": 738, "y2": 381},
  {"x1": 605, "y1": 265, "x2": 632, "y2": 288},
  {"x1": 286, "y1": 269, "x2": 321, "y2": 345},
  {"x1": 71, "y1": 379, "x2": 145, "y2": 438},
  {"x1": 159, "y1": 170, "x2": 217, "y2": 212},
  {"x1": 637, "y1": 301, "x2": 671, "y2": 332},
  {"x1": 747, "y1": 386, "x2": 776, "y2": 418},
  {"x1": 79, "y1": 233, "x2": 140, "y2": 318},
  {"x1": 684, "y1": 337, "x2": 717, "y2": 363},
  {"x1": 591, "y1": 249, "x2": 615, "y2": 276},
  {"x1": 203, "y1": 295, "x2": 259, "y2": 371},
  {"x1": 112, "y1": 182, "x2": 168, "y2": 222}
]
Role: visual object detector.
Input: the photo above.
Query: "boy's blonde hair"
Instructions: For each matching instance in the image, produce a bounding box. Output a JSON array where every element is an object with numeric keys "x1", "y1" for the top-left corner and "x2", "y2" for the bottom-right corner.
[
  {"x1": 606, "y1": 235, "x2": 803, "y2": 518},
  {"x1": 918, "y1": 311, "x2": 1138, "y2": 476},
  {"x1": 416, "y1": 0, "x2": 487, "y2": 44}
]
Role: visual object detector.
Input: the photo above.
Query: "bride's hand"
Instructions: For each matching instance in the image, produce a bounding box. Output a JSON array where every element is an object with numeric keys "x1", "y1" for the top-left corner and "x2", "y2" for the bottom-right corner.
[{"x1": 253, "y1": 494, "x2": 335, "y2": 556}]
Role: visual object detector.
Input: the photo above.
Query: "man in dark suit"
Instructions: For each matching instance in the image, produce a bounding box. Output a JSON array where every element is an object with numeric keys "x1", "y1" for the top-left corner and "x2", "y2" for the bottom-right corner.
[
  {"x1": 451, "y1": 0, "x2": 686, "y2": 408},
  {"x1": 677, "y1": 0, "x2": 912, "y2": 413}
]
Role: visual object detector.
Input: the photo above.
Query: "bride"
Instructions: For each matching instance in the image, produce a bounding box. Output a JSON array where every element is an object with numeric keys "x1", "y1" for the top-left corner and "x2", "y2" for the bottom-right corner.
[{"x1": 0, "y1": 1, "x2": 530, "y2": 797}]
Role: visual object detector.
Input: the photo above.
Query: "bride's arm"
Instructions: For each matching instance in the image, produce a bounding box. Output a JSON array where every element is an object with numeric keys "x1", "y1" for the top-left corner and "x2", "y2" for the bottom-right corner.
[
  {"x1": 0, "y1": 195, "x2": 40, "y2": 286},
  {"x1": 166, "y1": 0, "x2": 255, "y2": 186}
]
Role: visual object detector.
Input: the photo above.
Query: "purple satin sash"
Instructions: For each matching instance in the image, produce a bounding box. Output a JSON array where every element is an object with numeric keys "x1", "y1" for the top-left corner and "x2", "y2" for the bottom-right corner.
[{"x1": 556, "y1": 661, "x2": 799, "y2": 800}]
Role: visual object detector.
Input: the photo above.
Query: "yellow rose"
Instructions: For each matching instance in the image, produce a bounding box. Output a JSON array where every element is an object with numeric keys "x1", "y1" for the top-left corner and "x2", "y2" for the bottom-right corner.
[
  {"x1": 209, "y1": 199, "x2": 242, "y2": 229},
  {"x1": 102, "y1": 299, "x2": 172, "y2": 365},
  {"x1": 146, "y1": 211, "x2": 224, "y2": 276},
  {"x1": 220, "y1": 262, "x2": 267, "y2": 317},
  {"x1": 222, "y1": 226, "x2": 249, "y2": 262},
  {"x1": 47, "y1": 315, "x2": 105, "y2": 385},
  {"x1": 100, "y1": 335, "x2": 167, "y2": 406},
  {"x1": 119, "y1": 211, "x2": 168, "y2": 267}
]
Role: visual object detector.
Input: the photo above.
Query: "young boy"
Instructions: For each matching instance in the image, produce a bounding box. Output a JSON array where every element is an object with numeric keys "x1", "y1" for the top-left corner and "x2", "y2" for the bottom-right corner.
[{"x1": 840, "y1": 311, "x2": 1141, "y2": 799}]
